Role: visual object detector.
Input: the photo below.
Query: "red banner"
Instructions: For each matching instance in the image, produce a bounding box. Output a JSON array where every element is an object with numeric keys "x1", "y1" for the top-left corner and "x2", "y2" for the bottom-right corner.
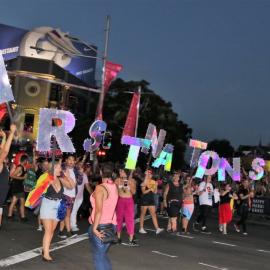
[
  {"x1": 0, "y1": 103, "x2": 7, "y2": 122},
  {"x1": 104, "y1": 61, "x2": 123, "y2": 92},
  {"x1": 122, "y1": 91, "x2": 140, "y2": 137}
]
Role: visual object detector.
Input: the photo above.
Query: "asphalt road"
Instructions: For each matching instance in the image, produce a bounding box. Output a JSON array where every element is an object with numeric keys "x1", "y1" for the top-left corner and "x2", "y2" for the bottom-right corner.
[{"x1": 0, "y1": 211, "x2": 269, "y2": 270}]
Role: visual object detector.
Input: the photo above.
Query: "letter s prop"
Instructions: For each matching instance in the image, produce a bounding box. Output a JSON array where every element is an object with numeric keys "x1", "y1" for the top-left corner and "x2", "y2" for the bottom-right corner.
[
  {"x1": 84, "y1": 120, "x2": 107, "y2": 152},
  {"x1": 249, "y1": 158, "x2": 265, "y2": 181}
]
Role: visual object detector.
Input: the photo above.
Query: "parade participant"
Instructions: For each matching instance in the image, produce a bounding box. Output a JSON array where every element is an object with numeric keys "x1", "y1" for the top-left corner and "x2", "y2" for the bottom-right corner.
[
  {"x1": 8, "y1": 154, "x2": 28, "y2": 221},
  {"x1": 139, "y1": 169, "x2": 164, "y2": 234},
  {"x1": 0, "y1": 125, "x2": 16, "y2": 229},
  {"x1": 163, "y1": 171, "x2": 183, "y2": 233},
  {"x1": 156, "y1": 175, "x2": 164, "y2": 214},
  {"x1": 115, "y1": 168, "x2": 138, "y2": 246},
  {"x1": 219, "y1": 183, "x2": 238, "y2": 235},
  {"x1": 58, "y1": 155, "x2": 79, "y2": 238},
  {"x1": 70, "y1": 161, "x2": 92, "y2": 232},
  {"x1": 40, "y1": 162, "x2": 75, "y2": 262},
  {"x1": 181, "y1": 176, "x2": 195, "y2": 234},
  {"x1": 234, "y1": 179, "x2": 253, "y2": 235},
  {"x1": 35, "y1": 158, "x2": 50, "y2": 231},
  {"x1": 193, "y1": 175, "x2": 214, "y2": 234},
  {"x1": 88, "y1": 163, "x2": 118, "y2": 270}
]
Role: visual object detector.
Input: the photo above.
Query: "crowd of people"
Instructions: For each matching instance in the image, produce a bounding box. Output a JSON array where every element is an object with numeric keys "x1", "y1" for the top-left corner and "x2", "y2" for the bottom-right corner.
[{"x1": 1, "y1": 125, "x2": 270, "y2": 269}]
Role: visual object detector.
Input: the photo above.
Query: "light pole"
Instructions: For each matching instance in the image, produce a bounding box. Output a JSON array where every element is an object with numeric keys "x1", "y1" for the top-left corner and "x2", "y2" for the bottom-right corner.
[{"x1": 95, "y1": 15, "x2": 111, "y2": 119}]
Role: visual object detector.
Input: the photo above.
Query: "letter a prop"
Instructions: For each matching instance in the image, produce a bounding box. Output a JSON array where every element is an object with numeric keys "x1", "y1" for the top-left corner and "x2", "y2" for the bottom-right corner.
[
  {"x1": 37, "y1": 108, "x2": 75, "y2": 153},
  {"x1": 152, "y1": 144, "x2": 174, "y2": 171},
  {"x1": 0, "y1": 52, "x2": 14, "y2": 104}
]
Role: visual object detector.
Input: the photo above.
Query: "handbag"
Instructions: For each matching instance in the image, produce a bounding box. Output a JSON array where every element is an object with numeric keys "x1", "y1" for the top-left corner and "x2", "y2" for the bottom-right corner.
[{"x1": 97, "y1": 223, "x2": 117, "y2": 244}]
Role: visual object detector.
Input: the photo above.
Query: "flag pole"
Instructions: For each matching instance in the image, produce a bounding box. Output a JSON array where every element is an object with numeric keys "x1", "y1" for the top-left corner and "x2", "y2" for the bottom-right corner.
[
  {"x1": 6, "y1": 102, "x2": 13, "y2": 122},
  {"x1": 96, "y1": 15, "x2": 111, "y2": 119},
  {"x1": 135, "y1": 86, "x2": 141, "y2": 137}
]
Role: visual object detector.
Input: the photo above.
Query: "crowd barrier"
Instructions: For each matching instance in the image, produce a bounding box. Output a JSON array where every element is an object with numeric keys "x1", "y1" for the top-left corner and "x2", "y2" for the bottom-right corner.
[{"x1": 251, "y1": 197, "x2": 270, "y2": 216}]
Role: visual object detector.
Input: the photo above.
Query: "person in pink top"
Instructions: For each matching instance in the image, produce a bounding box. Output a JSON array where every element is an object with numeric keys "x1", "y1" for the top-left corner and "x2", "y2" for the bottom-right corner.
[{"x1": 88, "y1": 164, "x2": 118, "y2": 270}]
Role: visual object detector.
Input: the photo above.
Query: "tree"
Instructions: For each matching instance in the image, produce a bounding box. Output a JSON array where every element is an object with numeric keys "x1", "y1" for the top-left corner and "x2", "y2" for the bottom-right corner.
[
  {"x1": 71, "y1": 78, "x2": 193, "y2": 170},
  {"x1": 208, "y1": 139, "x2": 235, "y2": 158}
]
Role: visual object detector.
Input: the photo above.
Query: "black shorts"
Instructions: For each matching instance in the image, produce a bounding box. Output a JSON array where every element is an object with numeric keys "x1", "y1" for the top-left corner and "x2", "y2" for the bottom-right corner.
[
  {"x1": 167, "y1": 200, "x2": 181, "y2": 217},
  {"x1": 141, "y1": 193, "x2": 155, "y2": 206}
]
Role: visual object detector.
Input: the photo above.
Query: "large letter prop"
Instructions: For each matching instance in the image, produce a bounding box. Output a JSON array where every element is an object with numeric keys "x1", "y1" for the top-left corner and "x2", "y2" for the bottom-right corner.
[
  {"x1": 121, "y1": 136, "x2": 151, "y2": 170},
  {"x1": 152, "y1": 144, "x2": 174, "y2": 171},
  {"x1": 83, "y1": 120, "x2": 107, "y2": 152},
  {"x1": 141, "y1": 123, "x2": 166, "y2": 158},
  {"x1": 0, "y1": 52, "x2": 14, "y2": 104},
  {"x1": 189, "y1": 139, "x2": 208, "y2": 168},
  {"x1": 37, "y1": 108, "x2": 75, "y2": 153},
  {"x1": 249, "y1": 158, "x2": 265, "y2": 180},
  {"x1": 218, "y1": 158, "x2": 241, "y2": 182},
  {"x1": 195, "y1": 151, "x2": 220, "y2": 178}
]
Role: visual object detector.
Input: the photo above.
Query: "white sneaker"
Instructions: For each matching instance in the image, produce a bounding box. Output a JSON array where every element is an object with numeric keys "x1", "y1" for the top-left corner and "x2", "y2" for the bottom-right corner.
[
  {"x1": 139, "y1": 228, "x2": 147, "y2": 234},
  {"x1": 219, "y1": 225, "x2": 223, "y2": 232},
  {"x1": 71, "y1": 227, "x2": 79, "y2": 232},
  {"x1": 156, "y1": 228, "x2": 164, "y2": 235},
  {"x1": 37, "y1": 225, "x2": 43, "y2": 231}
]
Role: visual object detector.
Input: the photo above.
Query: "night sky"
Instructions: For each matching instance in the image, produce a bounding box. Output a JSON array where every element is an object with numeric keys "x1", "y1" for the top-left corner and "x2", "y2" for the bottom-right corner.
[{"x1": 1, "y1": 0, "x2": 270, "y2": 147}]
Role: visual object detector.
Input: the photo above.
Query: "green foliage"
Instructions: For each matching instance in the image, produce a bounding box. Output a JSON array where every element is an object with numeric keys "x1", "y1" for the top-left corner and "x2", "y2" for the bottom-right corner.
[{"x1": 208, "y1": 139, "x2": 235, "y2": 158}]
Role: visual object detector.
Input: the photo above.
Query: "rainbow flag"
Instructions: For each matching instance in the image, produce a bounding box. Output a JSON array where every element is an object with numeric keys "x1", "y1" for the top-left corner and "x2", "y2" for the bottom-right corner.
[{"x1": 25, "y1": 173, "x2": 53, "y2": 209}]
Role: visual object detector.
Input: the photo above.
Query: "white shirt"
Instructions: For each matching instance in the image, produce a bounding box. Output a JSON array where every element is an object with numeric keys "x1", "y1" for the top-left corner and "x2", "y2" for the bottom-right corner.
[
  {"x1": 64, "y1": 168, "x2": 76, "y2": 198},
  {"x1": 198, "y1": 181, "x2": 214, "y2": 206},
  {"x1": 76, "y1": 173, "x2": 88, "y2": 200}
]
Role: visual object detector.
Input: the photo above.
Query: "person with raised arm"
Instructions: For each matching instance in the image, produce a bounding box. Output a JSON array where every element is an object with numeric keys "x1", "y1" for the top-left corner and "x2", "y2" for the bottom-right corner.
[
  {"x1": 115, "y1": 167, "x2": 138, "y2": 246},
  {"x1": 0, "y1": 124, "x2": 16, "y2": 229}
]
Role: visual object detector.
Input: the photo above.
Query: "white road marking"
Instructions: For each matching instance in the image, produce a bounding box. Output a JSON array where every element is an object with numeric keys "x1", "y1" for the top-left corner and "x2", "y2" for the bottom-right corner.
[
  {"x1": 121, "y1": 242, "x2": 130, "y2": 246},
  {"x1": 0, "y1": 215, "x2": 151, "y2": 267},
  {"x1": 176, "y1": 234, "x2": 194, "y2": 239},
  {"x1": 145, "y1": 228, "x2": 156, "y2": 232},
  {"x1": 198, "y1": 262, "x2": 228, "y2": 270},
  {"x1": 159, "y1": 215, "x2": 169, "y2": 219},
  {"x1": 152, "y1": 251, "x2": 178, "y2": 258},
  {"x1": 0, "y1": 234, "x2": 88, "y2": 267},
  {"x1": 257, "y1": 249, "x2": 270, "y2": 254},
  {"x1": 212, "y1": 241, "x2": 236, "y2": 247}
]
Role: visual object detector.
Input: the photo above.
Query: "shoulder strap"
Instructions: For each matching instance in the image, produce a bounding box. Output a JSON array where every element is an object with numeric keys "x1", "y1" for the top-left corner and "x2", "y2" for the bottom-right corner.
[{"x1": 100, "y1": 184, "x2": 109, "y2": 200}]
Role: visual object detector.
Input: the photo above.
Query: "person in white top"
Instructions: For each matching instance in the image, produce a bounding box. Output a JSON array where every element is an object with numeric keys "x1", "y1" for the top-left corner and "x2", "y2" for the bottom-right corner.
[
  {"x1": 193, "y1": 175, "x2": 214, "y2": 234},
  {"x1": 58, "y1": 155, "x2": 77, "y2": 238},
  {"x1": 71, "y1": 162, "x2": 92, "y2": 232}
]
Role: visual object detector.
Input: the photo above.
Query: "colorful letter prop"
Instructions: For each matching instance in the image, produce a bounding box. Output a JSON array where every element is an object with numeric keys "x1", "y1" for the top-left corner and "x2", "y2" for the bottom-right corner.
[
  {"x1": 0, "y1": 52, "x2": 14, "y2": 104},
  {"x1": 83, "y1": 120, "x2": 107, "y2": 152},
  {"x1": 218, "y1": 158, "x2": 241, "y2": 182},
  {"x1": 189, "y1": 139, "x2": 208, "y2": 168},
  {"x1": 195, "y1": 151, "x2": 220, "y2": 178},
  {"x1": 121, "y1": 135, "x2": 151, "y2": 170},
  {"x1": 152, "y1": 144, "x2": 174, "y2": 171},
  {"x1": 37, "y1": 108, "x2": 75, "y2": 153},
  {"x1": 249, "y1": 158, "x2": 265, "y2": 180},
  {"x1": 141, "y1": 123, "x2": 166, "y2": 158}
]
